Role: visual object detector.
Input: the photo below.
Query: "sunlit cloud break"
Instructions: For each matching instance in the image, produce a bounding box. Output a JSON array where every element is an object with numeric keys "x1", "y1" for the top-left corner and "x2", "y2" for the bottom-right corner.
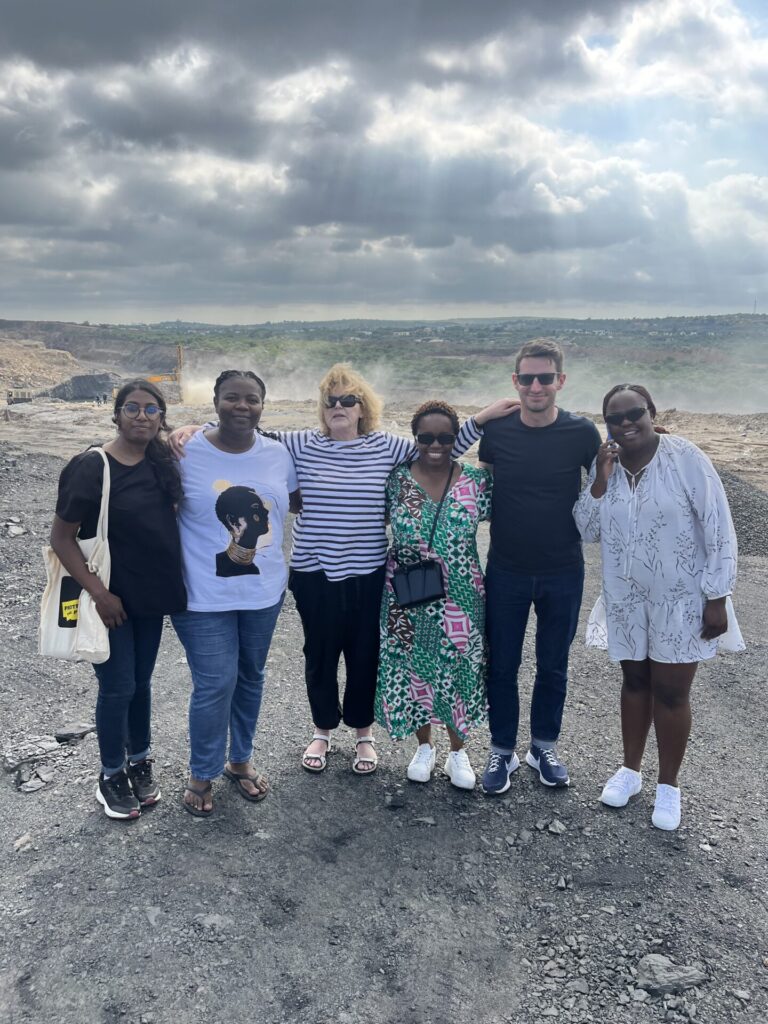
[{"x1": 0, "y1": 0, "x2": 766, "y2": 321}]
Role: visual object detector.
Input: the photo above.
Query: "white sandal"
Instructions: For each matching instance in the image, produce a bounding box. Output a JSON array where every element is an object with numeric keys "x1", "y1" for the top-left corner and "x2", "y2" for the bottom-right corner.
[
  {"x1": 352, "y1": 735, "x2": 377, "y2": 775},
  {"x1": 302, "y1": 733, "x2": 332, "y2": 773}
]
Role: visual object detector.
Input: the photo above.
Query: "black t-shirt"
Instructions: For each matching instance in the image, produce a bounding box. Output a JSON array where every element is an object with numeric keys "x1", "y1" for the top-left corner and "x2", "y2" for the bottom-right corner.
[
  {"x1": 478, "y1": 408, "x2": 601, "y2": 573},
  {"x1": 55, "y1": 448, "x2": 187, "y2": 618}
]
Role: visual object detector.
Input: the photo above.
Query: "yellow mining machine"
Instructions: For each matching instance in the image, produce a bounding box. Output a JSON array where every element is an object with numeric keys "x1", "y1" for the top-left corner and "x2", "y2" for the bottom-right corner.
[
  {"x1": 146, "y1": 344, "x2": 184, "y2": 388},
  {"x1": 113, "y1": 344, "x2": 184, "y2": 400}
]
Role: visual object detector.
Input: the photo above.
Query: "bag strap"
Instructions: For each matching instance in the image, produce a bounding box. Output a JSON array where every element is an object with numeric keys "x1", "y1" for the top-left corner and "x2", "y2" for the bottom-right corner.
[
  {"x1": 91, "y1": 447, "x2": 111, "y2": 543},
  {"x1": 425, "y1": 462, "x2": 455, "y2": 554}
]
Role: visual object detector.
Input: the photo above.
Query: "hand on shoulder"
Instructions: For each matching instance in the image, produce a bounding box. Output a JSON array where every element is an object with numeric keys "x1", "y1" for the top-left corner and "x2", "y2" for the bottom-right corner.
[
  {"x1": 169, "y1": 424, "x2": 204, "y2": 458},
  {"x1": 474, "y1": 398, "x2": 520, "y2": 426}
]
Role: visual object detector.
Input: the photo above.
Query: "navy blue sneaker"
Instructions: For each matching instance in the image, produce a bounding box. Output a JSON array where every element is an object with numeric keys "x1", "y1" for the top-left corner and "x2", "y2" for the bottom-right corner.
[
  {"x1": 526, "y1": 744, "x2": 570, "y2": 787},
  {"x1": 481, "y1": 750, "x2": 520, "y2": 795}
]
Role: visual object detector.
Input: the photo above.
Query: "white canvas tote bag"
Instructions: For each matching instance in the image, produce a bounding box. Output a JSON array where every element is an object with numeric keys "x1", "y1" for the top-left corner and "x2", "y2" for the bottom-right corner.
[{"x1": 39, "y1": 447, "x2": 112, "y2": 664}]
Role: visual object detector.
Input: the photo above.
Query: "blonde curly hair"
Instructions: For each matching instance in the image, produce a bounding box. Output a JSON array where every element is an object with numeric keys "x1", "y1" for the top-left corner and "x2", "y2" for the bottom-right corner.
[{"x1": 317, "y1": 363, "x2": 383, "y2": 436}]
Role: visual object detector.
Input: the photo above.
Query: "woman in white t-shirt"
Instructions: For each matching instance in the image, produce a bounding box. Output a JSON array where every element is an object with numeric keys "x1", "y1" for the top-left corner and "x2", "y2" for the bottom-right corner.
[{"x1": 172, "y1": 370, "x2": 299, "y2": 816}]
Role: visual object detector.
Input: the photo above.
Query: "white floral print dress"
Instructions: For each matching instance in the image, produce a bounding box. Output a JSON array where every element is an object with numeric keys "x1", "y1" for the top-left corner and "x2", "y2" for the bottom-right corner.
[{"x1": 573, "y1": 433, "x2": 745, "y2": 663}]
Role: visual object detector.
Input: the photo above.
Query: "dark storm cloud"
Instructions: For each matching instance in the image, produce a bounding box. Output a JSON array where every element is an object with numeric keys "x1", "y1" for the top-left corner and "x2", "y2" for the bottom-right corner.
[
  {"x1": 0, "y1": 107, "x2": 61, "y2": 169},
  {"x1": 0, "y1": 0, "x2": 764, "y2": 319},
  {"x1": 0, "y1": 1, "x2": 640, "y2": 71},
  {"x1": 62, "y1": 68, "x2": 266, "y2": 159}
]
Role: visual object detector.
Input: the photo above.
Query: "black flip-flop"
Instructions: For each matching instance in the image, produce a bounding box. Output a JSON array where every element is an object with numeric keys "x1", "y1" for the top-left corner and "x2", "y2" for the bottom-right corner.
[
  {"x1": 183, "y1": 782, "x2": 213, "y2": 817},
  {"x1": 223, "y1": 767, "x2": 269, "y2": 803}
]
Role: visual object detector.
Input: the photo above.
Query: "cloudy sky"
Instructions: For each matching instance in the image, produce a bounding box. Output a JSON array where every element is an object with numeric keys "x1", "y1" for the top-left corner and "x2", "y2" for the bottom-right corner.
[{"x1": 1, "y1": 0, "x2": 766, "y2": 322}]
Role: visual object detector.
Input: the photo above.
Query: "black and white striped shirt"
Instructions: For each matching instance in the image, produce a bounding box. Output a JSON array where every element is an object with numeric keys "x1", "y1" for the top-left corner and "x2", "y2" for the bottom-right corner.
[{"x1": 278, "y1": 421, "x2": 482, "y2": 580}]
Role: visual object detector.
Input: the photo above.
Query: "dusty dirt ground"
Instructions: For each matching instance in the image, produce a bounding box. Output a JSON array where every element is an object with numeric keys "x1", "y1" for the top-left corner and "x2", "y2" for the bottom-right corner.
[
  {"x1": 1, "y1": 400, "x2": 767, "y2": 1024},
  {"x1": 6, "y1": 397, "x2": 768, "y2": 492}
]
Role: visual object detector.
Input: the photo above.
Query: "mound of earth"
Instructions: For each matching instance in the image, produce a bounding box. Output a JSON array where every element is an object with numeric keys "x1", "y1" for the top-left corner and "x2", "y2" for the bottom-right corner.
[{"x1": 0, "y1": 337, "x2": 82, "y2": 391}]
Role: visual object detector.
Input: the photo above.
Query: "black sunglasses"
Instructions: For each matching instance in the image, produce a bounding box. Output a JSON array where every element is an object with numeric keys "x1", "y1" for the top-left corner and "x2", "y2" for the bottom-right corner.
[
  {"x1": 516, "y1": 372, "x2": 559, "y2": 386},
  {"x1": 604, "y1": 406, "x2": 649, "y2": 427},
  {"x1": 325, "y1": 394, "x2": 361, "y2": 408},
  {"x1": 416, "y1": 431, "x2": 456, "y2": 446}
]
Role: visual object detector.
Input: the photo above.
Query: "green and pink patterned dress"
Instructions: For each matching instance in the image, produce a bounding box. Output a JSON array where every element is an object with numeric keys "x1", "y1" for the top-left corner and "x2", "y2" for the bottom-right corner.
[{"x1": 375, "y1": 462, "x2": 492, "y2": 740}]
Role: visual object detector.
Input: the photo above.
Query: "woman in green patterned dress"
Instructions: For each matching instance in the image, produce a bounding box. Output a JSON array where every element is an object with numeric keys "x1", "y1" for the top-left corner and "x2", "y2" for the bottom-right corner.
[{"x1": 375, "y1": 401, "x2": 492, "y2": 790}]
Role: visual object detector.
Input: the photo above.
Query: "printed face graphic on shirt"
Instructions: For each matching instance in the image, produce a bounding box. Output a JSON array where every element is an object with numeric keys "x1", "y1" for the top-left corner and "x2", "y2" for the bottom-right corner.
[{"x1": 213, "y1": 483, "x2": 272, "y2": 577}]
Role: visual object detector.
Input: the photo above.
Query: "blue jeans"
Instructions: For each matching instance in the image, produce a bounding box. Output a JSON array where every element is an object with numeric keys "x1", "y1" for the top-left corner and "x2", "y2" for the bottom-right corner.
[
  {"x1": 172, "y1": 598, "x2": 283, "y2": 780},
  {"x1": 92, "y1": 615, "x2": 165, "y2": 776},
  {"x1": 485, "y1": 561, "x2": 584, "y2": 753}
]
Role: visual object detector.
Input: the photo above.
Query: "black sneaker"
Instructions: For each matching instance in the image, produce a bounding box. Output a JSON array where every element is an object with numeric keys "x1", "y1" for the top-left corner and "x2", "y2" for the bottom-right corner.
[
  {"x1": 525, "y1": 744, "x2": 570, "y2": 787},
  {"x1": 96, "y1": 769, "x2": 141, "y2": 820},
  {"x1": 127, "y1": 758, "x2": 161, "y2": 806}
]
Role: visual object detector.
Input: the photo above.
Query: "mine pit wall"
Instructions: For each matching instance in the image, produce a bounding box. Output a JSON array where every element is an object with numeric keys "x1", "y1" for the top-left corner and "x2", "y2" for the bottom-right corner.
[
  {"x1": 49, "y1": 373, "x2": 123, "y2": 402},
  {"x1": 0, "y1": 319, "x2": 180, "y2": 376}
]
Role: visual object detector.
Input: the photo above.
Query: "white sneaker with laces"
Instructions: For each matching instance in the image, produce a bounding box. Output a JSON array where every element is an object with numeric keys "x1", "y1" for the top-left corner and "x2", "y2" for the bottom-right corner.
[
  {"x1": 652, "y1": 783, "x2": 681, "y2": 831},
  {"x1": 600, "y1": 766, "x2": 643, "y2": 808},
  {"x1": 407, "y1": 743, "x2": 436, "y2": 783},
  {"x1": 444, "y1": 749, "x2": 476, "y2": 790}
]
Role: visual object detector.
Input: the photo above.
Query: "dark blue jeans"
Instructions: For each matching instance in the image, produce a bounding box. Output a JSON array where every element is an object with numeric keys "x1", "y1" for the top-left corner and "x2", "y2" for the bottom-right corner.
[
  {"x1": 485, "y1": 561, "x2": 584, "y2": 753},
  {"x1": 92, "y1": 615, "x2": 165, "y2": 775}
]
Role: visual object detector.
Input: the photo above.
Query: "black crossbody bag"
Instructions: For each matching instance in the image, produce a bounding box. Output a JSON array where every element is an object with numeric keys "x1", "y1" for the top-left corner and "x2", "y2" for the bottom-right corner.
[{"x1": 391, "y1": 464, "x2": 454, "y2": 609}]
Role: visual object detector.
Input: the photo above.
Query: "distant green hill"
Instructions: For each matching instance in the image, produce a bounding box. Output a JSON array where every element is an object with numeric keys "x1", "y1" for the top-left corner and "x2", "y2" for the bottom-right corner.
[{"x1": 2, "y1": 314, "x2": 766, "y2": 412}]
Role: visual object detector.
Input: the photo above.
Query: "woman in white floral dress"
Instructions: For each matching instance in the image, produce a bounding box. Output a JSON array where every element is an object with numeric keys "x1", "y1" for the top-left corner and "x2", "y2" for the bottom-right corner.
[{"x1": 574, "y1": 384, "x2": 744, "y2": 831}]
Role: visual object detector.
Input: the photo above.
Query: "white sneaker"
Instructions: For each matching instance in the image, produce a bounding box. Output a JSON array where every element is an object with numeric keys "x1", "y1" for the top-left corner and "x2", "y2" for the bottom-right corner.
[
  {"x1": 600, "y1": 766, "x2": 643, "y2": 808},
  {"x1": 407, "y1": 743, "x2": 436, "y2": 783},
  {"x1": 652, "y1": 784, "x2": 681, "y2": 831},
  {"x1": 444, "y1": 749, "x2": 476, "y2": 790}
]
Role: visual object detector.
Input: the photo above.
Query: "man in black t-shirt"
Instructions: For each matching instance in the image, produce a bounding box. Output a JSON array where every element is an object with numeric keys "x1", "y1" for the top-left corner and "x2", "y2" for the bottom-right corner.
[{"x1": 478, "y1": 339, "x2": 600, "y2": 793}]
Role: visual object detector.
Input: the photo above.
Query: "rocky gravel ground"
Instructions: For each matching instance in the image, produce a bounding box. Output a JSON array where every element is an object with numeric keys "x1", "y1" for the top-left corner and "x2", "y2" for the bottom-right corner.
[
  {"x1": 1, "y1": 439, "x2": 767, "y2": 1024},
  {"x1": 715, "y1": 471, "x2": 768, "y2": 557}
]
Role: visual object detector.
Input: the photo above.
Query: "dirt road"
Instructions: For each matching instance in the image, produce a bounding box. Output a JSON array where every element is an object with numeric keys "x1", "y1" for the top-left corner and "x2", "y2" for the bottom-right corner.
[{"x1": 0, "y1": 406, "x2": 766, "y2": 1024}]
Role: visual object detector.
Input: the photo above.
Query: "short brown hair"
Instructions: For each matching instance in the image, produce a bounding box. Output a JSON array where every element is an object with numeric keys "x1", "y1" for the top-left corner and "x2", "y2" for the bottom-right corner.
[{"x1": 515, "y1": 338, "x2": 564, "y2": 373}]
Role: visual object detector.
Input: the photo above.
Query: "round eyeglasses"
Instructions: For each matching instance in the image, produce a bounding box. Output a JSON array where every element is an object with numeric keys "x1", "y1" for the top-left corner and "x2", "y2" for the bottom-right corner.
[{"x1": 119, "y1": 402, "x2": 163, "y2": 419}]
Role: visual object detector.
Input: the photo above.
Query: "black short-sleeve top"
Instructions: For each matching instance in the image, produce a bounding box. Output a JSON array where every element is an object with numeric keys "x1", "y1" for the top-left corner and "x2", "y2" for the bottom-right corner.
[
  {"x1": 478, "y1": 409, "x2": 601, "y2": 574},
  {"x1": 55, "y1": 447, "x2": 187, "y2": 618}
]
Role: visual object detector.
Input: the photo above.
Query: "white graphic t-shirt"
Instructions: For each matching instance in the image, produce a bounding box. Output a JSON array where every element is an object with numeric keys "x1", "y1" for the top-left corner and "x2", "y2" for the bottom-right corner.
[{"x1": 177, "y1": 431, "x2": 298, "y2": 611}]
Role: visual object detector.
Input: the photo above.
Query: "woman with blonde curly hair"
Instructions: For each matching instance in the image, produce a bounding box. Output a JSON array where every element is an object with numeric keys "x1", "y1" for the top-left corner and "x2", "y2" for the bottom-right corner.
[{"x1": 172, "y1": 363, "x2": 515, "y2": 776}]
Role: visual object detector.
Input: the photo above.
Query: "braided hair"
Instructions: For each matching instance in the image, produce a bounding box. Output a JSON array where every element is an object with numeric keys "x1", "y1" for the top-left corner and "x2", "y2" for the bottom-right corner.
[
  {"x1": 113, "y1": 379, "x2": 181, "y2": 501},
  {"x1": 213, "y1": 369, "x2": 266, "y2": 400},
  {"x1": 212, "y1": 369, "x2": 279, "y2": 440}
]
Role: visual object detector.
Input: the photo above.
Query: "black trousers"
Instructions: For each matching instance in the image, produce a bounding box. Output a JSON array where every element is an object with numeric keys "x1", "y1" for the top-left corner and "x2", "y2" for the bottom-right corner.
[{"x1": 288, "y1": 566, "x2": 385, "y2": 729}]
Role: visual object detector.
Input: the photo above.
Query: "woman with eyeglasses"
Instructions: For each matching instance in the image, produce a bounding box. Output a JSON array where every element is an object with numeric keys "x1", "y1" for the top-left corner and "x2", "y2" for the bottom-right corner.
[
  {"x1": 50, "y1": 380, "x2": 186, "y2": 820},
  {"x1": 375, "y1": 401, "x2": 492, "y2": 790},
  {"x1": 574, "y1": 383, "x2": 744, "y2": 831},
  {"x1": 171, "y1": 363, "x2": 514, "y2": 775}
]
